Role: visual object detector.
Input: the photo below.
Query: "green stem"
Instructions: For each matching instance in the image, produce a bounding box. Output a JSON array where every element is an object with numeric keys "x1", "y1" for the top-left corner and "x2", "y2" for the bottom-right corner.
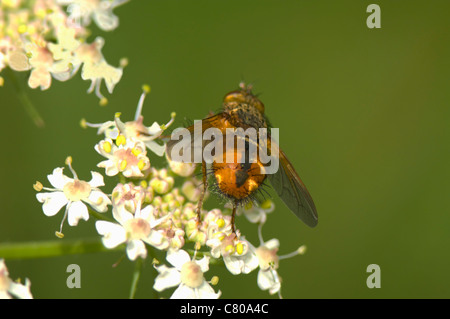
[
  {"x1": 5, "y1": 68, "x2": 45, "y2": 128},
  {"x1": 129, "y1": 257, "x2": 143, "y2": 299},
  {"x1": 0, "y1": 238, "x2": 123, "y2": 260}
]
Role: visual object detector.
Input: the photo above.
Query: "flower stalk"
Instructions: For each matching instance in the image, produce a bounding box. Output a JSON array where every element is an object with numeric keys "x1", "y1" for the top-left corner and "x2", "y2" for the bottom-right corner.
[
  {"x1": 0, "y1": 238, "x2": 124, "y2": 260},
  {"x1": 5, "y1": 68, "x2": 45, "y2": 127}
]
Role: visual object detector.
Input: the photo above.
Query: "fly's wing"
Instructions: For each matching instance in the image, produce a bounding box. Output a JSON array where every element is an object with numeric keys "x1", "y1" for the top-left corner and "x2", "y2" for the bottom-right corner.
[
  {"x1": 165, "y1": 113, "x2": 225, "y2": 162},
  {"x1": 267, "y1": 146, "x2": 318, "y2": 227}
]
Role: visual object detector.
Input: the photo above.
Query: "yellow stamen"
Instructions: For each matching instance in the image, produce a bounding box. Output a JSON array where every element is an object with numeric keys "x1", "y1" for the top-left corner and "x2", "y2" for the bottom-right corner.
[
  {"x1": 102, "y1": 141, "x2": 112, "y2": 153},
  {"x1": 260, "y1": 199, "x2": 272, "y2": 210},
  {"x1": 137, "y1": 159, "x2": 146, "y2": 171},
  {"x1": 116, "y1": 135, "x2": 126, "y2": 146},
  {"x1": 65, "y1": 156, "x2": 73, "y2": 166},
  {"x1": 33, "y1": 181, "x2": 43, "y2": 191},
  {"x1": 99, "y1": 97, "x2": 108, "y2": 106},
  {"x1": 132, "y1": 147, "x2": 142, "y2": 157},
  {"x1": 142, "y1": 84, "x2": 151, "y2": 94},
  {"x1": 297, "y1": 245, "x2": 307, "y2": 255},
  {"x1": 216, "y1": 218, "x2": 225, "y2": 228},
  {"x1": 80, "y1": 118, "x2": 87, "y2": 129},
  {"x1": 120, "y1": 160, "x2": 128, "y2": 171},
  {"x1": 55, "y1": 231, "x2": 64, "y2": 239},
  {"x1": 120, "y1": 57, "x2": 129, "y2": 68},
  {"x1": 225, "y1": 245, "x2": 235, "y2": 254},
  {"x1": 236, "y1": 242, "x2": 244, "y2": 255},
  {"x1": 210, "y1": 276, "x2": 219, "y2": 286},
  {"x1": 18, "y1": 25, "x2": 27, "y2": 34}
]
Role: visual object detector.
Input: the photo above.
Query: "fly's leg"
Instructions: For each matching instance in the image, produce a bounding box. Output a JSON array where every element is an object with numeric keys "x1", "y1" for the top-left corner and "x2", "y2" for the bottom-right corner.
[
  {"x1": 231, "y1": 200, "x2": 238, "y2": 234},
  {"x1": 196, "y1": 160, "x2": 207, "y2": 228}
]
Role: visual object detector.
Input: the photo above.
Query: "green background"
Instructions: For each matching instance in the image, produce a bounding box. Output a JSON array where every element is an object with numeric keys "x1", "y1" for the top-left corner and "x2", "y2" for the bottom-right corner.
[{"x1": 1, "y1": 0, "x2": 449, "y2": 298}]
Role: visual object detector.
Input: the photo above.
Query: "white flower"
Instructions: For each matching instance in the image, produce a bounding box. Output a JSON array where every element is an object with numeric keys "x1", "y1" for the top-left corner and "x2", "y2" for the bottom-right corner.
[
  {"x1": 74, "y1": 37, "x2": 124, "y2": 102},
  {"x1": 35, "y1": 158, "x2": 111, "y2": 235},
  {"x1": 84, "y1": 86, "x2": 175, "y2": 155},
  {"x1": 205, "y1": 215, "x2": 258, "y2": 275},
  {"x1": 0, "y1": 0, "x2": 128, "y2": 98},
  {"x1": 161, "y1": 226, "x2": 185, "y2": 251},
  {"x1": 96, "y1": 203, "x2": 169, "y2": 260},
  {"x1": 114, "y1": 87, "x2": 176, "y2": 156},
  {"x1": 254, "y1": 238, "x2": 281, "y2": 295},
  {"x1": 111, "y1": 182, "x2": 146, "y2": 219},
  {"x1": 47, "y1": 22, "x2": 82, "y2": 81},
  {"x1": 236, "y1": 199, "x2": 274, "y2": 224},
  {"x1": 153, "y1": 249, "x2": 221, "y2": 299},
  {"x1": 26, "y1": 44, "x2": 54, "y2": 90},
  {"x1": 58, "y1": 0, "x2": 129, "y2": 31},
  {"x1": 251, "y1": 222, "x2": 307, "y2": 298},
  {"x1": 95, "y1": 136, "x2": 150, "y2": 178},
  {"x1": 0, "y1": 260, "x2": 33, "y2": 299}
]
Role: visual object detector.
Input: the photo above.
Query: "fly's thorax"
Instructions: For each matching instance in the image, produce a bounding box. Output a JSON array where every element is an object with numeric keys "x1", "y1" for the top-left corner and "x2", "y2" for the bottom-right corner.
[{"x1": 223, "y1": 102, "x2": 267, "y2": 129}]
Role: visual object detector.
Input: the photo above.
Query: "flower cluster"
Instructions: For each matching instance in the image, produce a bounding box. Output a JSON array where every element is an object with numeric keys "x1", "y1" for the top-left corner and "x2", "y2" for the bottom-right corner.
[
  {"x1": 0, "y1": 0, "x2": 128, "y2": 104},
  {"x1": 34, "y1": 86, "x2": 308, "y2": 299}
]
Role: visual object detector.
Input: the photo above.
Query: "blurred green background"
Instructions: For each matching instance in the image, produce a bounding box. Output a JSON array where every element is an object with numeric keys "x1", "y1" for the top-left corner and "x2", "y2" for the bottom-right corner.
[{"x1": 1, "y1": 0, "x2": 449, "y2": 299}]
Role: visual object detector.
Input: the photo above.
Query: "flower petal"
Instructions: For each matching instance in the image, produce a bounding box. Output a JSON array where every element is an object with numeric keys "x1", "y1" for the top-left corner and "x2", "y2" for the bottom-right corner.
[
  {"x1": 28, "y1": 67, "x2": 52, "y2": 90},
  {"x1": 88, "y1": 171, "x2": 105, "y2": 188},
  {"x1": 143, "y1": 230, "x2": 169, "y2": 250},
  {"x1": 93, "y1": 11, "x2": 119, "y2": 31},
  {"x1": 166, "y1": 249, "x2": 191, "y2": 270},
  {"x1": 257, "y1": 269, "x2": 280, "y2": 294},
  {"x1": 97, "y1": 160, "x2": 119, "y2": 176},
  {"x1": 86, "y1": 190, "x2": 111, "y2": 212},
  {"x1": 67, "y1": 201, "x2": 89, "y2": 226},
  {"x1": 112, "y1": 205, "x2": 134, "y2": 225},
  {"x1": 145, "y1": 140, "x2": 165, "y2": 157},
  {"x1": 147, "y1": 122, "x2": 162, "y2": 135},
  {"x1": 264, "y1": 239, "x2": 280, "y2": 250},
  {"x1": 95, "y1": 220, "x2": 126, "y2": 248},
  {"x1": 8, "y1": 279, "x2": 33, "y2": 299},
  {"x1": 195, "y1": 256, "x2": 210, "y2": 274},
  {"x1": 197, "y1": 281, "x2": 221, "y2": 299},
  {"x1": 47, "y1": 167, "x2": 71, "y2": 189},
  {"x1": 224, "y1": 251, "x2": 259, "y2": 275},
  {"x1": 153, "y1": 265, "x2": 181, "y2": 292},
  {"x1": 36, "y1": 192, "x2": 68, "y2": 216},
  {"x1": 126, "y1": 239, "x2": 147, "y2": 260},
  {"x1": 170, "y1": 284, "x2": 196, "y2": 299}
]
